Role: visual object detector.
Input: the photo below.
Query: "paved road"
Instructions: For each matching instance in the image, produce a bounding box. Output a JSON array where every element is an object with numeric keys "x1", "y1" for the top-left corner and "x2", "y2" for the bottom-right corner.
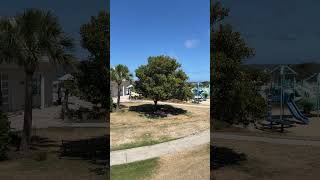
[
  {"x1": 110, "y1": 130, "x2": 210, "y2": 166},
  {"x1": 213, "y1": 132, "x2": 320, "y2": 146}
]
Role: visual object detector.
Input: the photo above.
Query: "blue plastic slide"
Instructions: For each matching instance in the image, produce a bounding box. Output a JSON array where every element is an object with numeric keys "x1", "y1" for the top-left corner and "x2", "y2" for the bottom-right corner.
[{"x1": 287, "y1": 98, "x2": 309, "y2": 124}]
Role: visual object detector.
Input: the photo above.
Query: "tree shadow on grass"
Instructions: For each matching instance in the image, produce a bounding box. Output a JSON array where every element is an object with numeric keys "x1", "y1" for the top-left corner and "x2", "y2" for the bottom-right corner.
[
  {"x1": 59, "y1": 135, "x2": 109, "y2": 175},
  {"x1": 9, "y1": 132, "x2": 109, "y2": 176},
  {"x1": 129, "y1": 104, "x2": 187, "y2": 118},
  {"x1": 59, "y1": 135, "x2": 109, "y2": 160},
  {"x1": 211, "y1": 146, "x2": 247, "y2": 170}
]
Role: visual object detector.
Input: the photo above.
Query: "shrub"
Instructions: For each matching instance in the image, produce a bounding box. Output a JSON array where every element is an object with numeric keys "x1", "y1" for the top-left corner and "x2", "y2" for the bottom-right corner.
[
  {"x1": 0, "y1": 112, "x2": 10, "y2": 160},
  {"x1": 202, "y1": 92, "x2": 209, "y2": 99},
  {"x1": 110, "y1": 96, "x2": 114, "y2": 112},
  {"x1": 8, "y1": 131, "x2": 20, "y2": 150},
  {"x1": 298, "y1": 99, "x2": 314, "y2": 114}
]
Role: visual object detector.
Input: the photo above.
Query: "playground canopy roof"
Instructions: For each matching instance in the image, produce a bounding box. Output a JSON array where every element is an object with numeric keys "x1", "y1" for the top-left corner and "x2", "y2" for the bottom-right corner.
[
  {"x1": 58, "y1": 74, "x2": 74, "y2": 81},
  {"x1": 304, "y1": 73, "x2": 320, "y2": 83},
  {"x1": 271, "y1": 65, "x2": 297, "y2": 75}
]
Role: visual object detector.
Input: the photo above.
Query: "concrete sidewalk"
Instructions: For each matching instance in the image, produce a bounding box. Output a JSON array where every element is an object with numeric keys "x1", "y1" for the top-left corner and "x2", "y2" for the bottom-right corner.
[
  {"x1": 112, "y1": 96, "x2": 210, "y2": 108},
  {"x1": 110, "y1": 130, "x2": 210, "y2": 166}
]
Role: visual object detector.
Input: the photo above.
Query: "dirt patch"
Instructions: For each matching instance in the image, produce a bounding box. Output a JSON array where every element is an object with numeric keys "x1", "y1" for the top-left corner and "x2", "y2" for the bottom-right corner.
[
  {"x1": 110, "y1": 102, "x2": 209, "y2": 148},
  {"x1": 150, "y1": 144, "x2": 210, "y2": 180}
]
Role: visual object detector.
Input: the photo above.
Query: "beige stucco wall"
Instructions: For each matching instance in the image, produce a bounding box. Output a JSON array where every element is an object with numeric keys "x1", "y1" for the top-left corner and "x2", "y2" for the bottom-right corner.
[{"x1": 0, "y1": 62, "x2": 57, "y2": 112}]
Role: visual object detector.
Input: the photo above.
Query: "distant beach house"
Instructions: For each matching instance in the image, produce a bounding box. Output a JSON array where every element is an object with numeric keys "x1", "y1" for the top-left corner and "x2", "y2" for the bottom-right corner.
[
  {"x1": 0, "y1": 60, "x2": 61, "y2": 112},
  {"x1": 110, "y1": 80, "x2": 132, "y2": 97}
]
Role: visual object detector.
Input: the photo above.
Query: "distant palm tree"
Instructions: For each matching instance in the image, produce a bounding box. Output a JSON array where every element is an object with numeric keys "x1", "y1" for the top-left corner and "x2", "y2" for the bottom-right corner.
[
  {"x1": 0, "y1": 9, "x2": 74, "y2": 152},
  {"x1": 110, "y1": 65, "x2": 132, "y2": 111}
]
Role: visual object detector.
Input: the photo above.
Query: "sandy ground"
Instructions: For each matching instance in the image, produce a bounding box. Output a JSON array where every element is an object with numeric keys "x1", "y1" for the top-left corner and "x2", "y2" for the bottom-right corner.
[
  {"x1": 236, "y1": 117, "x2": 320, "y2": 140},
  {"x1": 213, "y1": 138, "x2": 320, "y2": 180},
  {"x1": 110, "y1": 101, "x2": 209, "y2": 148},
  {"x1": 219, "y1": 112, "x2": 320, "y2": 140},
  {"x1": 289, "y1": 117, "x2": 320, "y2": 137},
  {"x1": 266, "y1": 105, "x2": 320, "y2": 138},
  {"x1": 150, "y1": 144, "x2": 210, "y2": 180}
]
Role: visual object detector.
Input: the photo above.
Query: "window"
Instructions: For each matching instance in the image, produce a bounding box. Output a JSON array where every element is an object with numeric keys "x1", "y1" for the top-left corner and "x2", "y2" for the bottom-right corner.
[{"x1": 32, "y1": 74, "x2": 41, "y2": 95}]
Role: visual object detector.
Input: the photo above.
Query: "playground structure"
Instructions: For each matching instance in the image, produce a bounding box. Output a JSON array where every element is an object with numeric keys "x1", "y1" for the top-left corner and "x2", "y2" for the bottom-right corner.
[
  {"x1": 298, "y1": 73, "x2": 320, "y2": 117},
  {"x1": 192, "y1": 82, "x2": 209, "y2": 103},
  {"x1": 260, "y1": 65, "x2": 312, "y2": 132}
]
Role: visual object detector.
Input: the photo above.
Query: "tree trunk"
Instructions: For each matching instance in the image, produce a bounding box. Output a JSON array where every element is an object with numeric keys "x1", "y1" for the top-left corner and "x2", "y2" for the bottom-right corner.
[
  {"x1": 61, "y1": 101, "x2": 65, "y2": 120},
  {"x1": 0, "y1": 89, "x2": 3, "y2": 108},
  {"x1": 20, "y1": 72, "x2": 34, "y2": 152},
  {"x1": 57, "y1": 87, "x2": 62, "y2": 105},
  {"x1": 65, "y1": 89, "x2": 69, "y2": 111},
  {"x1": 116, "y1": 83, "x2": 121, "y2": 111},
  {"x1": 154, "y1": 100, "x2": 158, "y2": 111},
  {"x1": 0, "y1": 89, "x2": 2, "y2": 111}
]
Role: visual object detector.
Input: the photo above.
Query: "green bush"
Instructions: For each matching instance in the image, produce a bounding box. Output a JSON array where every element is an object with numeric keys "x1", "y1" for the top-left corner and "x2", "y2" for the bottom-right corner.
[
  {"x1": 0, "y1": 112, "x2": 10, "y2": 160},
  {"x1": 110, "y1": 96, "x2": 114, "y2": 112},
  {"x1": 202, "y1": 92, "x2": 209, "y2": 99},
  {"x1": 298, "y1": 99, "x2": 314, "y2": 114}
]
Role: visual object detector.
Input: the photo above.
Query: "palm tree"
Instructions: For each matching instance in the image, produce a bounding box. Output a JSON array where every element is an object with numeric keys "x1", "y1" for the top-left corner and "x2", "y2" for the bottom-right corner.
[
  {"x1": 0, "y1": 9, "x2": 73, "y2": 152},
  {"x1": 110, "y1": 65, "x2": 132, "y2": 111}
]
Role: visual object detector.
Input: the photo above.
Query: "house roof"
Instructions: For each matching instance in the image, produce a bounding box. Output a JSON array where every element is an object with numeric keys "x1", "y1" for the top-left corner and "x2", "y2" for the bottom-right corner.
[{"x1": 58, "y1": 74, "x2": 74, "y2": 81}]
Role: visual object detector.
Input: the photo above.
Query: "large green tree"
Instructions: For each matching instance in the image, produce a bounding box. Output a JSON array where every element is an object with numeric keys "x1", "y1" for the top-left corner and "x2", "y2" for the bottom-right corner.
[
  {"x1": 0, "y1": 9, "x2": 73, "y2": 151},
  {"x1": 111, "y1": 64, "x2": 132, "y2": 111},
  {"x1": 77, "y1": 11, "x2": 109, "y2": 109},
  {"x1": 135, "y1": 55, "x2": 192, "y2": 108},
  {"x1": 211, "y1": 1, "x2": 267, "y2": 125}
]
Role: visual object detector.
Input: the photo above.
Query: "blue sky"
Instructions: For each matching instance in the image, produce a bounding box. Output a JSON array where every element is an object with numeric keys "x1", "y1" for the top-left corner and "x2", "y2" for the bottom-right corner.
[
  {"x1": 0, "y1": 0, "x2": 108, "y2": 59},
  {"x1": 221, "y1": 0, "x2": 320, "y2": 64},
  {"x1": 111, "y1": 0, "x2": 210, "y2": 82}
]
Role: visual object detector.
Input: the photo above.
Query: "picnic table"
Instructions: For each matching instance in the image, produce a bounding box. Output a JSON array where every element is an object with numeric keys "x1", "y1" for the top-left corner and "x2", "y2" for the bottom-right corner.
[{"x1": 256, "y1": 119, "x2": 294, "y2": 132}]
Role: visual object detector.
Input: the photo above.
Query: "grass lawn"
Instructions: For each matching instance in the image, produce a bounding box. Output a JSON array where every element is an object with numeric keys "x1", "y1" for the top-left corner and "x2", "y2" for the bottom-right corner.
[
  {"x1": 111, "y1": 145, "x2": 210, "y2": 180},
  {"x1": 0, "y1": 154, "x2": 108, "y2": 180},
  {"x1": 111, "y1": 135, "x2": 179, "y2": 151},
  {"x1": 110, "y1": 158, "x2": 159, "y2": 180},
  {"x1": 0, "y1": 127, "x2": 108, "y2": 180},
  {"x1": 151, "y1": 144, "x2": 210, "y2": 180},
  {"x1": 111, "y1": 102, "x2": 209, "y2": 149}
]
